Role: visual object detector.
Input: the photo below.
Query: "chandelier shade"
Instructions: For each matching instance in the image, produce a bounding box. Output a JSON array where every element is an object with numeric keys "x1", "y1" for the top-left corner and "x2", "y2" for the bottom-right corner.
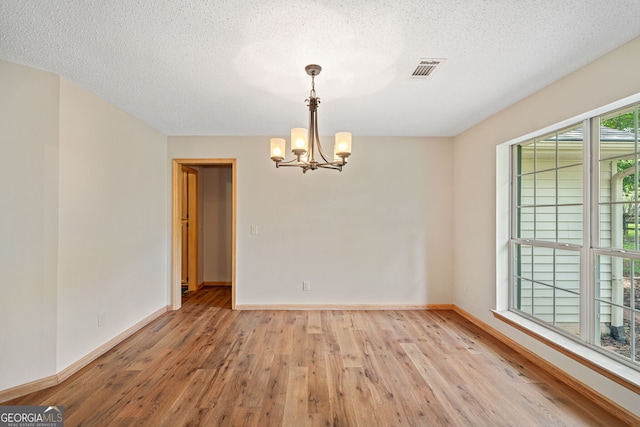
[
  {"x1": 334, "y1": 132, "x2": 352, "y2": 158},
  {"x1": 270, "y1": 64, "x2": 352, "y2": 173},
  {"x1": 269, "y1": 138, "x2": 286, "y2": 161},
  {"x1": 290, "y1": 128, "x2": 309, "y2": 156}
]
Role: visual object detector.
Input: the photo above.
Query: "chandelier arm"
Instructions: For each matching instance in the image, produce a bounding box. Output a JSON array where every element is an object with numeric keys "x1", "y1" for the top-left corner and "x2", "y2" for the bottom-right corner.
[
  {"x1": 317, "y1": 163, "x2": 342, "y2": 171},
  {"x1": 308, "y1": 105, "x2": 316, "y2": 163},
  {"x1": 313, "y1": 116, "x2": 334, "y2": 164},
  {"x1": 277, "y1": 162, "x2": 306, "y2": 167},
  {"x1": 278, "y1": 158, "x2": 301, "y2": 165}
]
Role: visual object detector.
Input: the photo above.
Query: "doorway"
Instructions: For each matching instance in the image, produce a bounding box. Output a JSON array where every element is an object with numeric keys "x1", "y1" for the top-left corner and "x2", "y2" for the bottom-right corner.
[{"x1": 172, "y1": 159, "x2": 236, "y2": 310}]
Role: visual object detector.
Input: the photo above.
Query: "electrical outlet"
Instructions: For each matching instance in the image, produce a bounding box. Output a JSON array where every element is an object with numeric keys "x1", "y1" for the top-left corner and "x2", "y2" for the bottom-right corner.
[
  {"x1": 98, "y1": 312, "x2": 105, "y2": 327},
  {"x1": 303, "y1": 281, "x2": 310, "y2": 291}
]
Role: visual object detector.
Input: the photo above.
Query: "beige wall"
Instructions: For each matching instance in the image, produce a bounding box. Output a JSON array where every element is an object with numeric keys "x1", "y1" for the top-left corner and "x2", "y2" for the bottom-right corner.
[
  {"x1": 453, "y1": 36, "x2": 640, "y2": 417},
  {"x1": 0, "y1": 60, "x2": 169, "y2": 392},
  {"x1": 56, "y1": 77, "x2": 168, "y2": 371},
  {"x1": 202, "y1": 166, "x2": 233, "y2": 283},
  {"x1": 0, "y1": 60, "x2": 60, "y2": 391},
  {"x1": 168, "y1": 136, "x2": 454, "y2": 306}
]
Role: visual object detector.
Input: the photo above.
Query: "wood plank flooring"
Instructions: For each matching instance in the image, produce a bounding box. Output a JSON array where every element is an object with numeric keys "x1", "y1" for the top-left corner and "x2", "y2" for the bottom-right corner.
[{"x1": 6, "y1": 287, "x2": 629, "y2": 426}]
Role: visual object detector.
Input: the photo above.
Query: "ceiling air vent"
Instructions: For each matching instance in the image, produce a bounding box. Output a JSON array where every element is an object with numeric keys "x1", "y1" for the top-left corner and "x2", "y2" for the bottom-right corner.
[{"x1": 411, "y1": 58, "x2": 446, "y2": 79}]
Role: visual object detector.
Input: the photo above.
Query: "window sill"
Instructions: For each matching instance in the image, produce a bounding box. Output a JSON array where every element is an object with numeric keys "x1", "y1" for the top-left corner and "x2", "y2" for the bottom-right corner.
[{"x1": 492, "y1": 309, "x2": 640, "y2": 395}]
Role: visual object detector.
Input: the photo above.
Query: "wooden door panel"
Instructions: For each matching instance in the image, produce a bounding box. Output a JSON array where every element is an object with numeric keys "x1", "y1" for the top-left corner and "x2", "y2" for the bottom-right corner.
[{"x1": 180, "y1": 166, "x2": 198, "y2": 291}]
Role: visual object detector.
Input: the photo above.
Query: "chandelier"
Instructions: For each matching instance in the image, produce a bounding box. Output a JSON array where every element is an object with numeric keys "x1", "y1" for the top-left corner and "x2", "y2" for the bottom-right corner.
[{"x1": 270, "y1": 64, "x2": 352, "y2": 173}]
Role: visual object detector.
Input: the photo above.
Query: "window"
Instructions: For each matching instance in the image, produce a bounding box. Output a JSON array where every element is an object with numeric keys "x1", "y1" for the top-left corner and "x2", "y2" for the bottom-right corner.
[{"x1": 510, "y1": 103, "x2": 640, "y2": 368}]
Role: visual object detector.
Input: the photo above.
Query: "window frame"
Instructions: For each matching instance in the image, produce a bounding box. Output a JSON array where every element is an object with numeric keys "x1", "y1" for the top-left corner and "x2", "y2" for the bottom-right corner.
[
  {"x1": 509, "y1": 120, "x2": 588, "y2": 343},
  {"x1": 502, "y1": 93, "x2": 640, "y2": 378}
]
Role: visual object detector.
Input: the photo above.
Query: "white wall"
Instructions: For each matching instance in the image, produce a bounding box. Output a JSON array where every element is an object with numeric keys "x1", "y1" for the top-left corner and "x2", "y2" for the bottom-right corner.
[
  {"x1": 55, "y1": 78, "x2": 168, "y2": 371},
  {"x1": 453, "y1": 36, "x2": 640, "y2": 416},
  {"x1": 0, "y1": 60, "x2": 60, "y2": 391},
  {"x1": 168, "y1": 136, "x2": 453, "y2": 306},
  {"x1": 202, "y1": 166, "x2": 233, "y2": 283}
]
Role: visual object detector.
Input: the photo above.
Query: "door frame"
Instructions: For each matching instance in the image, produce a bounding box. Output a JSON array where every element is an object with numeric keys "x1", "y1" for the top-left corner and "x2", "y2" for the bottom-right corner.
[{"x1": 171, "y1": 158, "x2": 237, "y2": 310}]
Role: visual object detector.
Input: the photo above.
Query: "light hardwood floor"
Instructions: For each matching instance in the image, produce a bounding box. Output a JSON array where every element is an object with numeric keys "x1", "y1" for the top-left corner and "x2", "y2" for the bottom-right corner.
[{"x1": 6, "y1": 287, "x2": 630, "y2": 426}]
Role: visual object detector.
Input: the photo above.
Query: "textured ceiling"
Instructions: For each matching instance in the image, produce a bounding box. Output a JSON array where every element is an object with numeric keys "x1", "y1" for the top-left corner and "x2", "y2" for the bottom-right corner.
[{"x1": 1, "y1": 1, "x2": 640, "y2": 136}]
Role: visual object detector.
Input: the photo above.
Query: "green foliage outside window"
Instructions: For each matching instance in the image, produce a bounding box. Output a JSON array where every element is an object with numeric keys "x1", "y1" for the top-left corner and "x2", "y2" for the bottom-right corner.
[
  {"x1": 604, "y1": 113, "x2": 638, "y2": 224},
  {"x1": 602, "y1": 112, "x2": 635, "y2": 132}
]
